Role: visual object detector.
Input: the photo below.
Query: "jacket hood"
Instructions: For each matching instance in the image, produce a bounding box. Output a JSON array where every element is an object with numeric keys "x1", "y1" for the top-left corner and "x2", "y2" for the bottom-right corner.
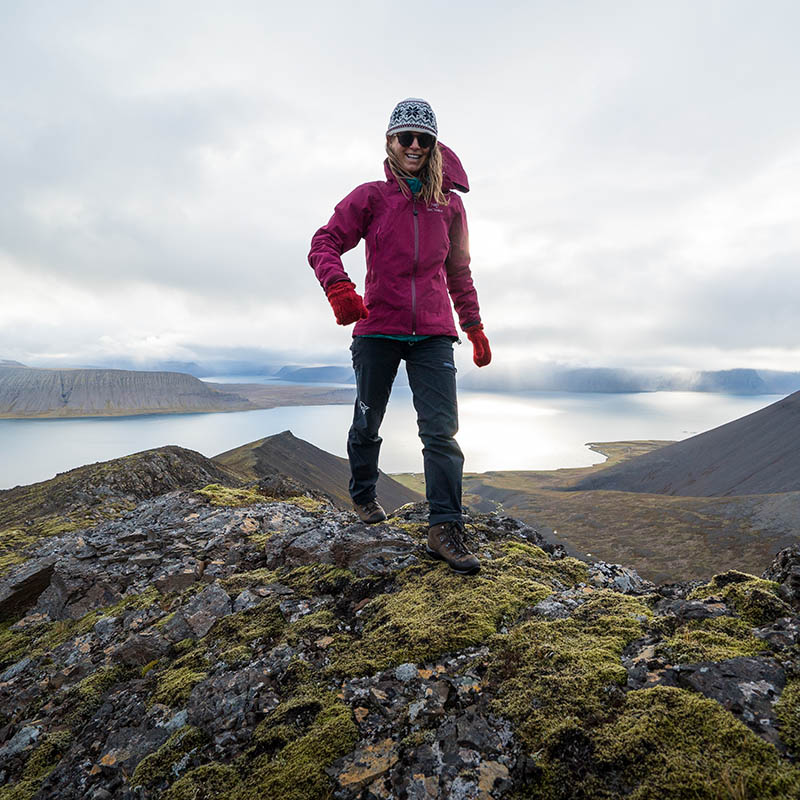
[{"x1": 382, "y1": 141, "x2": 469, "y2": 194}]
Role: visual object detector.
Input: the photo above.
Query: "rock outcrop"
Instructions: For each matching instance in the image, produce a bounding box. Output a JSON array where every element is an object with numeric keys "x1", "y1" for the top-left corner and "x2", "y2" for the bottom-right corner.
[{"x1": 1, "y1": 451, "x2": 799, "y2": 798}]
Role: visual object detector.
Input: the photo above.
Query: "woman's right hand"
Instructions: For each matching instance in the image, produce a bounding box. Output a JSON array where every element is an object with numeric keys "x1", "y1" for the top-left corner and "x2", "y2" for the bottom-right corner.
[{"x1": 325, "y1": 281, "x2": 369, "y2": 326}]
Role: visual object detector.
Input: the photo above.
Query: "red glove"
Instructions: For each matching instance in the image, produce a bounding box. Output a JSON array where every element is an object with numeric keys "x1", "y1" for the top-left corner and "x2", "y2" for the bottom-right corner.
[
  {"x1": 466, "y1": 324, "x2": 492, "y2": 367},
  {"x1": 325, "y1": 281, "x2": 368, "y2": 326}
]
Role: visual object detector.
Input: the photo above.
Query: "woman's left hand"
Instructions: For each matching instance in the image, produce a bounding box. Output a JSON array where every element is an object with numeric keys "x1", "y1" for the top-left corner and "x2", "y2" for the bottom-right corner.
[{"x1": 466, "y1": 325, "x2": 492, "y2": 367}]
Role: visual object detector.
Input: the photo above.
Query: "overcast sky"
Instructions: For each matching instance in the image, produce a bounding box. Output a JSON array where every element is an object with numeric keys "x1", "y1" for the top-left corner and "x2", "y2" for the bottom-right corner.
[{"x1": 2, "y1": 1, "x2": 799, "y2": 375}]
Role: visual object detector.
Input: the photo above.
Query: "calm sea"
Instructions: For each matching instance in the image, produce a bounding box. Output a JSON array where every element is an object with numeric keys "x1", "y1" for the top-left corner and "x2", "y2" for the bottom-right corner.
[{"x1": 0, "y1": 387, "x2": 781, "y2": 490}]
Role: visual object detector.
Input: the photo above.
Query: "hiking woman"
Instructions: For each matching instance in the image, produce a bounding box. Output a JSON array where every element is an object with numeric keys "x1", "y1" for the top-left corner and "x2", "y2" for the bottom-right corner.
[{"x1": 308, "y1": 98, "x2": 491, "y2": 575}]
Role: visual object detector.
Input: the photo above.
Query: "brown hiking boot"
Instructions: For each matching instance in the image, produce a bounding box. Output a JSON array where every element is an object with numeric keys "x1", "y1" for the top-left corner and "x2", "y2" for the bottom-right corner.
[
  {"x1": 353, "y1": 499, "x2": 387, "y2": 524},
  {"x1": 426, "y1": 521, "x2": 480, "y2": 575}
]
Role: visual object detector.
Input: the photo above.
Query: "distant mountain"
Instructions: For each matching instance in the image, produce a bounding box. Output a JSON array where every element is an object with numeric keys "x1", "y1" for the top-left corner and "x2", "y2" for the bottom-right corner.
[
  {"x1": 460, "y1": 364, "x2": 800, "y2": 395},
  {"x1": 0, "y1": 359, "x2": 26, "y2": 367},
  {"x1": 0, "y1": 366, "x2": 253, "y2": 418},
  {"x1": 213, "y1": 430, "x2": 421, "y2": 512},
  {"x1": 276, "y1": 365, "x2": 355, "y2": 384},
  {"x1": 573, "y1": 390, "x2": 800, "y2": 496}
]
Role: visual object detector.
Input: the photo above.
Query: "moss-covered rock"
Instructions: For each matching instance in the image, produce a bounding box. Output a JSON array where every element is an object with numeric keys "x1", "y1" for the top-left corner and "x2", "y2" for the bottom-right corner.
[
  {"x1": 586, "y1": 686, "x2": 800, "y2": 800},
  {"x1": 205, "y1": 599, "x2": 285, "y2": 651},
  {"x1": 775, "y1": 678, "x2": 800, "y2": 754},
  {"x1": 688, "y1": 570, "x2": 792, "y2": 626},
  {"x1": 130, "y1": 725, "x2": 207, "y2": 789},
  {"x1": 331, "y1": 542, "x2": 587, "y2": 675},
  {"x1": 662, "y1": 615, "x2": 771, "y2": 663},
  {"x1": 162, "y1": 689, "x2": 357, "y2": 800},
  {"x1": 151, "y1": 650, "x2": 210, "y2": 708},
  {"x1": 489, "y1": 590, "x2": 650, "y2": 752},
  {"x1": 195, "y1": 484, "x2": 265, "y2": 507},
  {"x1": 0, "y1": 730, "x2": 72, "y2": 800},
  {"x1": 162, "y1": 762, "x2": 240, "y2": 800}
]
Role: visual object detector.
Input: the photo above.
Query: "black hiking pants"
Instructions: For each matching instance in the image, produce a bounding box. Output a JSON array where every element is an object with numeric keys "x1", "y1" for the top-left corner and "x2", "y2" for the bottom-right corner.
[{"x1": 347, "y1": 335, "x2": 463, "y2": 526}]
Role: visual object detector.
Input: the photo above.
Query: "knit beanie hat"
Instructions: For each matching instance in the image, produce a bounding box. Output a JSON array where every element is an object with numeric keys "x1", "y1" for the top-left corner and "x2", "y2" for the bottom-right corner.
[{"x1": 387, "y1": 98, "x2": 438, "y2": 138}]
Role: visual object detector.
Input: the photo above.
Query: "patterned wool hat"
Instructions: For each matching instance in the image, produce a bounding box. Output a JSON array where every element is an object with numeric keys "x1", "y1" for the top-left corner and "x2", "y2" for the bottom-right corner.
[{"x1": 386, "y1": 98, "x2": 438, "y2": 138}]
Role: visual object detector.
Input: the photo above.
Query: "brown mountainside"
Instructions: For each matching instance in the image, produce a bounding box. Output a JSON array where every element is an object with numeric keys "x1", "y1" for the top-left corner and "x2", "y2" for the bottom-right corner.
[
  {"x1": 213, "y1": 430, "x2": 422, "y2": 512},
  {"x1": 572, "y1": 390, "x2": 800, "y2": 496}
]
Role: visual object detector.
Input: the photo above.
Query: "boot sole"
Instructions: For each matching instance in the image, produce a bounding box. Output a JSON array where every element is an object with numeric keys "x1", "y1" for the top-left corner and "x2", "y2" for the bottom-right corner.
[{"x1": 425, "y1": 546, "x2": 481, "y2": 575}]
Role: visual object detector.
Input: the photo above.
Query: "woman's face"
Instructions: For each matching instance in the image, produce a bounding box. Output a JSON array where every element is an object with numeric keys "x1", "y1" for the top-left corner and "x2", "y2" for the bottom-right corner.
[{"x1": 387, "y1": 132, "x2": 431, "y2": 174}]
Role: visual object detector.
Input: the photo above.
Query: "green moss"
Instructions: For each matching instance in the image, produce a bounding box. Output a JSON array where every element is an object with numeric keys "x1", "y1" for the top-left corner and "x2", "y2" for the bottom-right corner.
[
  {"x1": 242, "y1": 689, "x2": 358, "y2": 799},
  {"x1": 285, "y1": 609, "x2": 342, "y2": 646},
  {"x1": 688, "y1": 570, "x2": 791, "y2": 626},
  {"x1": 130, "y1": 726, "x2": 207, "y2": 788},
  {"x1": 776, "y1": 678, "x2": 800, "y2": 754},
  {"x1": 330, "y1": 542, "x2": 584, "y2": 675},
  {"x1": 61, "y1": 665, "x2": 128, "y2": 725},
  {"x1": 279, "y1": 495, "x2": 326, "y2": 512},
  {"x1": 281, "y1": 564, "x2": 367, "y2": 598},
  {"x1": 206, "y1": 600, "x2": 285, "y2": 650},
  {"x1": 488, "y1": 590, "x2": 650, "y2": 751},
  {"x1": 151, "y1": 651, "x2": 210, "y2": 708},
  {"x1": 162, "y1": 763, "x2": 240, "y2": 800},
  {"x1": 219, "y1": 568, "x2": 279, "y2": 596},
  {"x1": 0, "y1": 730, "x2": 72, "y2": 800},
  {"x1": 151, "y1": 666, "x2": 208, "y2": 708},
  {"x1": 195, "y1": 484, "x2": 264, "y2": 507},
  {"x1": 663, "y1": 616, "x2": 770, "y2": 663},
  {"x1": 219, "y1": 645, "x2": 252, "y2": 666},
  {"x1": 583, "y1": 686, "x2": 800, "y2": 800},
  {"x1": 160, "y1": 689, "x2": 356, "y2": 800}
]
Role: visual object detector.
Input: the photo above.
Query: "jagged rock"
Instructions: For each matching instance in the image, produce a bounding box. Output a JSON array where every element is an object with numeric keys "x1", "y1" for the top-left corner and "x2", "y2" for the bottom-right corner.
[
  {"x1": 662, "y1": 657, "x2": 787, "y2": 748},
  {"x1": 3, "y1": 451, "x2": 800, "y2": 800},
  {"x1": 587, "y1": 561, "x2": 654, "y2": 594},
  {"x1": 182, "y1": 582, "x2": 232, "y2": 637},
  {"x1": 0, "y1": 725, "x2": 40, "y2": 759},
  {"x1": 763, "y1": 545, "x2": 800, "y2": 609},
  {"x1": 0, "y1": 558, "x2": 55, "y2": 621},
  {"x1": 111, "y1": 633, "x2": 170, "y2": 666},
  {"x1": 264, "y1": 520, "x2": 418, "y2": 576},
  {"x1": 653, "y1": 597, "x2": 731, "y2": 622},
  {"x1": 753, "y1": 616, "x2": 800, "y2": 650},
  {"x1": 187, "y1": 664, "x2": 281, "y2": 752},
  {"x1": 529, "y1": 596, "x2": 574, "y2": 620}
]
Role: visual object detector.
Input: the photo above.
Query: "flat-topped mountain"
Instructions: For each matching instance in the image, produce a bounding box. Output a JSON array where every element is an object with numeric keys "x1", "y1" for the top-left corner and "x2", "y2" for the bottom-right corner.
[
  {"x1": 0, "y1": 365, "x2": 253, "y2": 418},
  {"x1": 573, "y1": 390, "x2": 800, "y2": 496},
  {"x1": 213, "y1": 430, "x2": 421, "y2": 512}
]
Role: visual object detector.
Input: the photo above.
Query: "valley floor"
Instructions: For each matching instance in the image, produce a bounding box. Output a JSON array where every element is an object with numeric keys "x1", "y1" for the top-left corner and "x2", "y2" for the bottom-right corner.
[{"x1": 393, "y1": 441, "x2": 800, "y2": 583}]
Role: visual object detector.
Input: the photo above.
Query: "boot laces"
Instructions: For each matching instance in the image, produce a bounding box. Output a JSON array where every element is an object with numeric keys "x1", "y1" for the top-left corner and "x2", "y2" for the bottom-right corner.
[{"x1": 440, "y1": 523, "x2": 469, "y2": 556}]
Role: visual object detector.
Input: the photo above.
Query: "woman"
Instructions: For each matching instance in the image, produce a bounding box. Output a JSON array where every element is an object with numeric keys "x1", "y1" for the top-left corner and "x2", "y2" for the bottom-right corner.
[{"x1": 308, "y1": 98, "x2": 491, "y2": 576}]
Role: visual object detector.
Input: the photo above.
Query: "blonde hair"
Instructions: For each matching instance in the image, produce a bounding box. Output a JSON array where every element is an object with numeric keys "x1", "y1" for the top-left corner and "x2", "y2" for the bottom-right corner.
[{"x1": 385, "y1": 138, "x2": 449, "y2": 206}]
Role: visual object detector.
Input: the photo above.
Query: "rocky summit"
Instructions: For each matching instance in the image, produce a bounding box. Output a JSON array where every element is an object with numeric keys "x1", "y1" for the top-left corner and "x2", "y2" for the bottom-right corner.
[{"x1": 1, "y1": 448, "x2": 800, "y2": 799}]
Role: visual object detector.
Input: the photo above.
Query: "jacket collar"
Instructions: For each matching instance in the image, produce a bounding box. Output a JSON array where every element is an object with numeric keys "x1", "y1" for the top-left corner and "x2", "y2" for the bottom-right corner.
[{"x1": 382, "y1": 141, "x2": 470, "y2": 194}]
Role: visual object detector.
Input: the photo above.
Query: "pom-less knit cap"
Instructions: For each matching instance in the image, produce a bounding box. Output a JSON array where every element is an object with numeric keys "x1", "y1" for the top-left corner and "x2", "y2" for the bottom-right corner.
[{"x1": 387, "y1": 98, "x2": 438, "y2": 138}]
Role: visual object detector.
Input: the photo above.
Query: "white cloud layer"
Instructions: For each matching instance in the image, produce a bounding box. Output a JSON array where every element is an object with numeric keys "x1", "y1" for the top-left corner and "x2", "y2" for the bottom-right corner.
[{"x1": 2, "y1": 0, "x2": 799, "y2": 372}]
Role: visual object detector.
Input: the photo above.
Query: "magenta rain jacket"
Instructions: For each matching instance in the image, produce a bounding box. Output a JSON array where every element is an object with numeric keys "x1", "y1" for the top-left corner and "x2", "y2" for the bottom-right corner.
[{"x1": 308, "y1": 143, "x2": 482, "y2": 338}]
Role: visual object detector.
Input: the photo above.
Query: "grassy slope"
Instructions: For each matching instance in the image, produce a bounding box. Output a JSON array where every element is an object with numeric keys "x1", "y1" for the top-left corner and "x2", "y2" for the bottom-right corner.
[{"x1": 393, "y1": 442, "x2": 797, "y2": 583}]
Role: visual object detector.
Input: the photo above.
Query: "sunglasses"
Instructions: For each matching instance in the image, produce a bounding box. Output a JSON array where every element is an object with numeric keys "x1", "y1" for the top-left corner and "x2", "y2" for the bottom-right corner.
[{"x1": 396, "y1": 131, "x2": 435, "y2": 149}]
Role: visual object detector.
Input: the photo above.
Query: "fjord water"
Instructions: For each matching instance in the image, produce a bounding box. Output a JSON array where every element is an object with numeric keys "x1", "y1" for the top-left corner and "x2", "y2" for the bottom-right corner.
[{"x1": 0, "y1": 389, "x2": 782, "y2": 490}]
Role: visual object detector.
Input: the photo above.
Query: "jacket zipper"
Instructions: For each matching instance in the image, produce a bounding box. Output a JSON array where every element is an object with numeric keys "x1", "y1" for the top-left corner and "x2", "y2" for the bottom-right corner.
[{"x1": 412, "y1": 197, "x2": 419, "y2": 334}]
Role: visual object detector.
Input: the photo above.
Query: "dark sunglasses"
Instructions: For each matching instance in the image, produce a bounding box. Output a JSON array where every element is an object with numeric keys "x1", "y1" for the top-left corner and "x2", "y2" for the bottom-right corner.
[{"x1": 396, "y1": 131, "x2": 435, "y2": 149}]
